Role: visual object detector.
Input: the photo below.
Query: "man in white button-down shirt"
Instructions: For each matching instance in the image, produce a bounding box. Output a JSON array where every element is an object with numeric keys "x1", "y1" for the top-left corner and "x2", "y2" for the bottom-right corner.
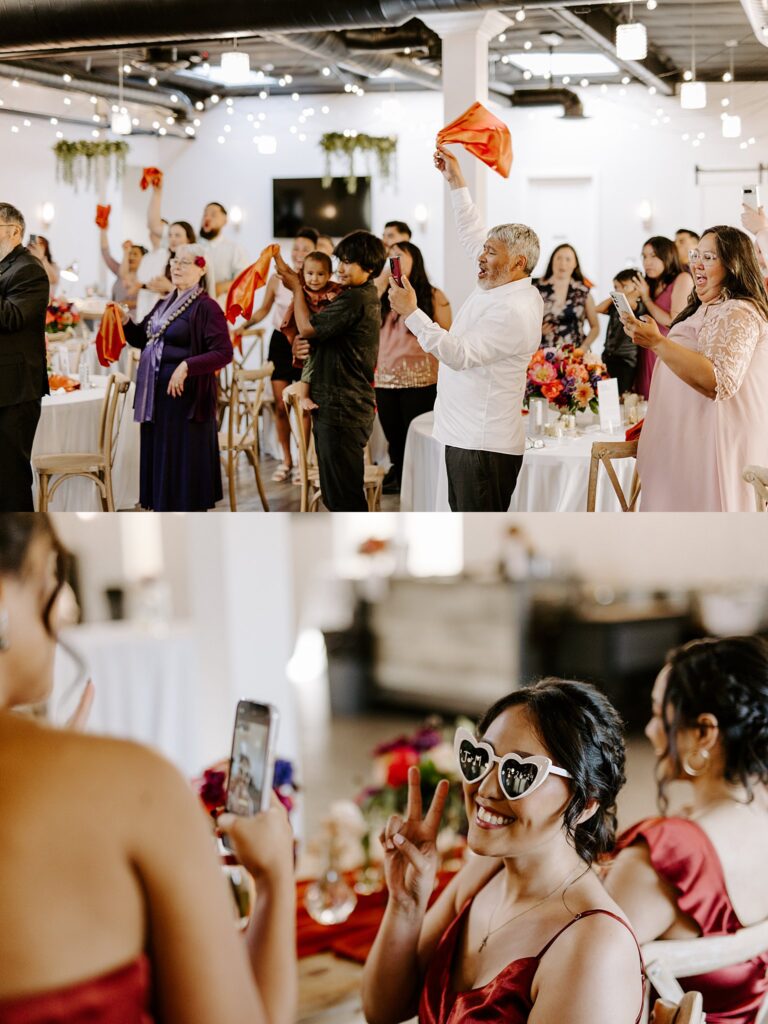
[{"x1": 389, "y1": 145, "x2": 543, "y2": 511}]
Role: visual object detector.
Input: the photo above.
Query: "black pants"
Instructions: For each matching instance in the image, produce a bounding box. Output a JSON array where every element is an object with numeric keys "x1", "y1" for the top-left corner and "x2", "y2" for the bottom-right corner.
[
  {"x1": 445, "y1": 445, "x2": 523, "y2": 512},
  {"x1": 0, "y1": 399, "x2": 42, "y2": 511},
  {"x1": 375, "y1": 384, "x2": 437, "y2": 481},
  {"x1": 604, "y1": 355, "x2": 637, "y2": 396},
  {"x1": 313, "y1": 415, "x2": 370, "y2": 511}
]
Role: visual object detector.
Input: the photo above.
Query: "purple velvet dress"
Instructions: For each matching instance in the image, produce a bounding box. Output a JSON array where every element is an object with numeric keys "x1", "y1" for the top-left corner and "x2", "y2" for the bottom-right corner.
[{"x1": 124, "y1": 294, "x2": 232, "y2": 511}]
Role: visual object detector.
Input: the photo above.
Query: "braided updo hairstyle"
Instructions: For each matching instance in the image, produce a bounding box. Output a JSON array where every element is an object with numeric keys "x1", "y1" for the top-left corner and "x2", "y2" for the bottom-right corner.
[
  {"x1": 476, "y1": 678, "x2": 626, "y2": 865},
  {"x1": 659, "y1": 636, "x2": 768, "y2": 807}
]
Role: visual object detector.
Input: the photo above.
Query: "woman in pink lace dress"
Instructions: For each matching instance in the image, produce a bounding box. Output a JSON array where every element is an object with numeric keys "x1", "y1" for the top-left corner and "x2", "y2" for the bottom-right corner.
[
  {"x1": 632, "y1": 237, "x2": 692, "y2": 398},
  {"x1": 622, "y1": 225, "x2": 768, "y2": 511}
]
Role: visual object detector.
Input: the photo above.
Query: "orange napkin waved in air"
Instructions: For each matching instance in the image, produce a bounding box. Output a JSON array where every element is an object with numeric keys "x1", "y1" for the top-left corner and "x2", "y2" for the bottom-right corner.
[
  {"x1": 437, "y1": 101, "x2": 512, "y2": 178},
  {"x1": 140, "y1": 166, "x2": 163, "y2": 191},
  {"x1": 95, "y1": 204, "x2": 111, "y2": 229},
  {"x1": 225, "y1": 244, "x2": 280, "y2": 324},
  {"x1": 95, "y1": 303, "x2": 127, "y2": 367}
]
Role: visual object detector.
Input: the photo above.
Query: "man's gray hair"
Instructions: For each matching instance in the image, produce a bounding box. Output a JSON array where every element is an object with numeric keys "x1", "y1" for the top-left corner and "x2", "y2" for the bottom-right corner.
[
  {"x1": 487, "y1": 223, "x2": 540, "y2": 275},
  {"x1": 0, "y1": 203, "x2": 25, "y2": 236}
]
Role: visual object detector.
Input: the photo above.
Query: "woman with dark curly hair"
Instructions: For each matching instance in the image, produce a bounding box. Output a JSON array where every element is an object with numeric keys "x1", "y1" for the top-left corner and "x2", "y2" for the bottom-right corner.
[
  {"x1": 620, "y1": 226, "x2": 768, "y2": 510},
  {"x1": 362, "y1": 678, "x2": 645, "y2": 1024},
  {"x1": 606, "y1": 636, "x2": 768, "y2": 1024}
]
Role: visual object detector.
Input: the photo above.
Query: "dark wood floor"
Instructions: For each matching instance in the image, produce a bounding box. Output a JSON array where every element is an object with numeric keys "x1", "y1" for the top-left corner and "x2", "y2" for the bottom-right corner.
[{"x1": 213, "y1": 453, "x2": 401, "y2": 512}]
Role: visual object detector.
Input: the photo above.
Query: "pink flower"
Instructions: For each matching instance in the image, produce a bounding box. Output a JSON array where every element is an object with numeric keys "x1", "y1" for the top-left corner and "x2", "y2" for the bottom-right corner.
[{"x1": 529, "y1": 362, "x2": 557, "y2": 384}]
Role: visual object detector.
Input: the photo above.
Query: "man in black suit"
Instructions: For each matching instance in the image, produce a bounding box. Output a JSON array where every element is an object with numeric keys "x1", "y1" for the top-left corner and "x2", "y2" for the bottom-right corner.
[{"x1": 0, "y1": 203, "x2": 50, "y2": 510}]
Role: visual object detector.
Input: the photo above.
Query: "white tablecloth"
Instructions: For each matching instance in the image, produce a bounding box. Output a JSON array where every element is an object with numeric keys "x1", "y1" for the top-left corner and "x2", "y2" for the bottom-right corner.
[
  {"x1": 400, "y1": 411, "x2": 634, "y2": 512},
  {"x1": 56, "y1": 621, "x2": 202, "y2": 775},
  {"x1": 33, "y1": 375, "x2": 140, "y2": 511}
]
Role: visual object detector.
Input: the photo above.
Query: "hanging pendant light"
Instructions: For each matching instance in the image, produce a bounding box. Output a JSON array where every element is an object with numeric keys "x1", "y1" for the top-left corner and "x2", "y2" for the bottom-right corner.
[
  {"x1": 221, "y1": 39, "x2": 250, "y2": 84},
  {"x1": 616, "y1": 3, "x2": 648, "y2": 60},
  {"x1": 111, "y1": 52, "x2": 132, "y2": 135},
  {"x1": 721, "y1": 41, "x2": 741, "y2": 138},
  {"x1": 680, "y1": 0, "x2": 706, "y2": 109}
]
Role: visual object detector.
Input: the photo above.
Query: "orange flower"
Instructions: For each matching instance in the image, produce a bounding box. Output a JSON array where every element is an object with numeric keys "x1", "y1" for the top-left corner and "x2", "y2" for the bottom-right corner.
[
  {"x1": 574, "y1": 382, "x2": 595, "y2": 407},
  {"x1": 541, "y1": 381, "x2": 564, "y2": 401}
]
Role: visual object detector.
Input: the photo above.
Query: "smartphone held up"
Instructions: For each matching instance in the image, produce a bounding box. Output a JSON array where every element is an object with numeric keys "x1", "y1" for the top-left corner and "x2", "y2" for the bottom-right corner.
[
  {"x1": 221, "y1": 700, "x2": 279, "y2": 851},
  {"x1": 389, "y1": 255, "x2": 404, "y2": 287}
]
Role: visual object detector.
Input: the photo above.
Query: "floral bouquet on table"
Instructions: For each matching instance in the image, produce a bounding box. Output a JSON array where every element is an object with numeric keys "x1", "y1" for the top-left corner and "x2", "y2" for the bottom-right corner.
[
  {"x1": 525, "y1": 344, "x2": 609, "y2": 415},
  {"x1": 45, "y1": 298, "x2": 81, "y2": 337},
  {"x1": 357, "y1": 718, "x2": 469, "y2": 867}
]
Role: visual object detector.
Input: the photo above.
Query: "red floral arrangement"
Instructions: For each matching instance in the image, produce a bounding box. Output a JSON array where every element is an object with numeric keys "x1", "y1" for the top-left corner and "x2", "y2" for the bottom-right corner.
[
  {"x1": 195, "y1": 758, "x2": 297, "y2": 820},
  {"x1": 45, "y1": 299, "x2": 81, "y2": 335},
  {"x1": 524, "y1": 344, "x2": 609, "y2": 415}
]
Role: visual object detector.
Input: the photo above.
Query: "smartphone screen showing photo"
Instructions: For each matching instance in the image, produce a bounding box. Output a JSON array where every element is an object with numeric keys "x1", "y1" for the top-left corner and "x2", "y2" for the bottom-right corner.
[{"x1": 226, "y1": 702, "x2": 275, "y2": 817}]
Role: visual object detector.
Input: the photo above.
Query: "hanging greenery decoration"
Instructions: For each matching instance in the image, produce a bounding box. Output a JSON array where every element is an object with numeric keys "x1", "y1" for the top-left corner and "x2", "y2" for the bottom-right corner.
[
  {"x1": 319, "y1": 132, "x2": 397, "y2": 194},
  {"x1": 53, "y1": 139, "x2": 130, "y2": 190}
]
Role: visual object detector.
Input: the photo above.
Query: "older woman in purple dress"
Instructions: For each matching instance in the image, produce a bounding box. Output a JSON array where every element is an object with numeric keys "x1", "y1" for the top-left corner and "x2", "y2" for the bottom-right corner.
[{"x1": 120, "y1": 243, "x2": 232, "y2": 511}]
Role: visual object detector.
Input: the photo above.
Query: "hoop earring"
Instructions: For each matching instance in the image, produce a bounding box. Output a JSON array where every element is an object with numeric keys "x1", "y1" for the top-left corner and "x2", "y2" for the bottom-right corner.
[
  {"x1": 0, "y1": 607, "x2": 9, "y2": 652},
  {"x1": 682, "y1": 748, "x2": 710, "y2": 777}
]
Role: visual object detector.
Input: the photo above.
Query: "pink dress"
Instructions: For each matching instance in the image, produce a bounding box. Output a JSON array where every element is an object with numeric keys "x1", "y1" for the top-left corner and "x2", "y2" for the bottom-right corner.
[
  {"x1": 634, "y1": 281, "x2": 674, "y2": 398},
  {"x1": 637, "y1": 298, "x2": 768, "y2": 510}
]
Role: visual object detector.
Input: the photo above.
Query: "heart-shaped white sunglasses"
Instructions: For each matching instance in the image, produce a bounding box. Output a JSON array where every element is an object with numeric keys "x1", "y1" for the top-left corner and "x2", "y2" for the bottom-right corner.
[{"x1": 454, "y1": 726, "x2": 573, "y2": 800}]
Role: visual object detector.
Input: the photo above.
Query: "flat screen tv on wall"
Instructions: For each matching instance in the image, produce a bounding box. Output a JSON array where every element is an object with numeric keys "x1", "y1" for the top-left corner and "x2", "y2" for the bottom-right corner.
[{"x1": 272, "y1": 177, "x2": 372, "y2": 238}]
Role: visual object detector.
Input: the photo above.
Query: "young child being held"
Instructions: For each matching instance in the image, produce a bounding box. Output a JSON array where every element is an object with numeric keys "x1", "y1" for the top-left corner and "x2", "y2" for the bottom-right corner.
[
  {"x1": 281, "y1": 251, "x2": 344, "y2": 411},
  {"x1": 595, "y1": 269, "x2": 647, "y2": 395}
]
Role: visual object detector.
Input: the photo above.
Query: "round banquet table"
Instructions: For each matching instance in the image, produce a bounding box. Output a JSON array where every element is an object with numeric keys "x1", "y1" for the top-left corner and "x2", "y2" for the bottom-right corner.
[
  {"x1": 55, "y1": 621, "x2": 203, "y2": 775},
  {"x1": 33, "y1": 375, "x2": 140, "y2": 511},
  {"x1": 399, "y1": 411, "x2": 636, "y2": 512}
]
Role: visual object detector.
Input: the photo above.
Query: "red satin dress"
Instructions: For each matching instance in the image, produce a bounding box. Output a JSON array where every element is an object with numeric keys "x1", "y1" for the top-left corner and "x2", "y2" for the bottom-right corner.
[
  {"x1": 0, "y1": 955, "x2": 153, "y2": 1024},
  {"x1": 418, "y1": 898, "x2": 644, "y2": 1024},
  {"x1": 615, "y1": 817, "x2": 768, "y2": 1024}
]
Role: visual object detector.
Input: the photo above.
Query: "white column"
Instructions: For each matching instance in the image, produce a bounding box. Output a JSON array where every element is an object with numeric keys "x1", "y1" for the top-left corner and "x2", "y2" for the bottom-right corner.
[{"x1": 421, "y1": 11, "x2": 511, "y2": 309}]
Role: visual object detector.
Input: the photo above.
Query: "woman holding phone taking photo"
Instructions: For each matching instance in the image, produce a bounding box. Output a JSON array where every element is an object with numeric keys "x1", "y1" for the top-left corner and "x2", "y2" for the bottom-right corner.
[
  {"x1": 376, "y1": 242, "x2": 452, "y2": 493},
  {"x1": 0, "y1": 514, "x2": 297, "y2": 1024}
]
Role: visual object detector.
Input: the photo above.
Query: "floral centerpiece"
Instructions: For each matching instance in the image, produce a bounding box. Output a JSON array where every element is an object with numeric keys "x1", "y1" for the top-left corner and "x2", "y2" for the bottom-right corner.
[
  {"x1": 525, "y1": 344, "x2": 609, "y2": 415},
  {"x1": 357, "y1": 718, "x2": 468, "y2": 858},
  {"x1": 46, "y1": 299, "x2": 80, "y2": 340}
]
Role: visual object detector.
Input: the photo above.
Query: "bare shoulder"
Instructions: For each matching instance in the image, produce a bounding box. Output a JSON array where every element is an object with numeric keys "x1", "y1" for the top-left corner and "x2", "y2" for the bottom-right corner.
[{"x1": 432, "y1": 288, "x2": 451, "y2": 308}]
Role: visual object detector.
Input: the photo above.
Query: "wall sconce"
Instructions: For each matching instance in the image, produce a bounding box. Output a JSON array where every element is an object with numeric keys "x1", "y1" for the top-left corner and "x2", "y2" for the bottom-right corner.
[
  {"x1": 229, "y1": 205, "x2": 244, "y2": 228},
  {"x1": 637, "y1": 199, "x2": 653, "y2": 229},
  {"x1": 40, "y1": 201, "x2": 55, "y2": 227},
  {"x1": 414, "y1": 203, "x2": 429, "y2": 229},
  {"x1": 61, "y1": 261, "x2": 79, "y2": 282}
]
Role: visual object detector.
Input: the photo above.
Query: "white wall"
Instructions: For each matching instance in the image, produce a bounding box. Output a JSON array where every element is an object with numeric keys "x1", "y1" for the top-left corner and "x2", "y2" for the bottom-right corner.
[{"x1": 2, "y1": 77, "x2": 766, "y2": 310}]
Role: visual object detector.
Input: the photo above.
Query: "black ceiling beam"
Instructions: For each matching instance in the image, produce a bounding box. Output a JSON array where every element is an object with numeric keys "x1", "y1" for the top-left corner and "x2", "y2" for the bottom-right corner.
[{"x1": 547, "y1": 5, "x2": 680, "y2": 95}]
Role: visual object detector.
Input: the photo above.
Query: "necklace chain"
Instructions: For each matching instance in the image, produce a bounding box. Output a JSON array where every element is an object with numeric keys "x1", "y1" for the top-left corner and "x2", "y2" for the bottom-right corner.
[{"x1": 477, "y1": 867, "x2": 580, "y2": 954}]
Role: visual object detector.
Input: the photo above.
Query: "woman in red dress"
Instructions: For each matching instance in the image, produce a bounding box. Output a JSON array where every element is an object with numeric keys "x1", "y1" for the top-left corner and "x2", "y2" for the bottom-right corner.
[
  {"x1": 0, "y1": 514, "x2": 296, "y2": 1024},
  {"x1": 362, "y1": 679, "x2": 645, "y2": 1024},
  {"x1": 605, "y1": 636, "x2": 768, "y2": 1024}
]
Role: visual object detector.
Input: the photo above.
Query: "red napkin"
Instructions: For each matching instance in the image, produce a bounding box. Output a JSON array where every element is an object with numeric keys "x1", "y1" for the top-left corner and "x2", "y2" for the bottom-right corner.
[
  {"x1": 625, "y1": 418, "x2": 644, "y2": 441},
  {"x1": 225, "y1": 244, "x2": 280, "y2": 324},
  {"x1": 95, "y1": 204, "x2": 111, "y2": 229},
  {"x1": 437, "y1": 101, "x2": 512, "y2": 178},
  {"x1": 95, "y1": 303, "x2": 127, "y2": 367},
  {"x1": 296, "y1": 870, "x2": 454, "y2": 964},
  {"x1": 140, "y1": 166, "x2": 163, "y2": 191}
]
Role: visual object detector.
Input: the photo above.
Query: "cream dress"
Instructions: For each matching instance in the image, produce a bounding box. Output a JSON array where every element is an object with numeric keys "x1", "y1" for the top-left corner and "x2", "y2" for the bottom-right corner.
[{"x1": 637, "y1": 298, "x2": 768, "y2": 511}]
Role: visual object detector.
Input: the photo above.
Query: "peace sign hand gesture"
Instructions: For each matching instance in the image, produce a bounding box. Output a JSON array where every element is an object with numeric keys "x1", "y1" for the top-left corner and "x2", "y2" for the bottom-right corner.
[{"x1": 380, "y1": 765, "x2": 450, "y2": 918}]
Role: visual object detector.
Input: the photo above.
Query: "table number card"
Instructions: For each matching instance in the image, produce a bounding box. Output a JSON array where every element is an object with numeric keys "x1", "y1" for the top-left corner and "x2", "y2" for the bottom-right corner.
[{"x1": 598, "y1": 378, "x2": 622, "y2": 433}]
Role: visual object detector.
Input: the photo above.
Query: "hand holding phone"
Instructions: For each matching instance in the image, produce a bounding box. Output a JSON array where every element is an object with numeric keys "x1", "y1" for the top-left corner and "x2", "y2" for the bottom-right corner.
[
  {"x1": 743, "y1": 184, "x2": 762, "y2": 210},
  {"x1": 389, "y1": 256, "x2": 404, "y2": 287},
  {"x1": 221, "y1": 700, "x2": 279, "y2": 851},
  {"x1": 610, "y1": 290, "x2": 636, "y2": 319}
]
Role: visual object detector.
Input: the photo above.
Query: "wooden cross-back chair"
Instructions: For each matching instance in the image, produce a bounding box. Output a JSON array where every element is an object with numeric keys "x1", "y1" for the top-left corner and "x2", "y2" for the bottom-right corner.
[
  {"x1": 586, "y1": 440, "x2": 641, "y2": 512},
  {"x1": 218, "y1": 362, "x2": 273, "y2": 511},
  {"x1": 34, "y1": 372, "x2": 131, "y2": 511}
]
